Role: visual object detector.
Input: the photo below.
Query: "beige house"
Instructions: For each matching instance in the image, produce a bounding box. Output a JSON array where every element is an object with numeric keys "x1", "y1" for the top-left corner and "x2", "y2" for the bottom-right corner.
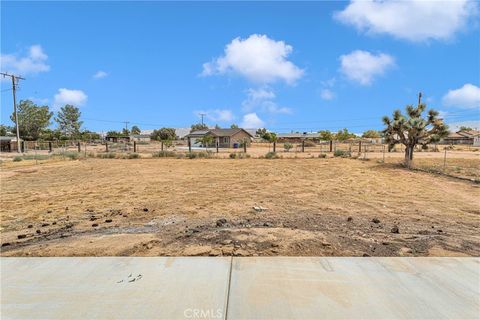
[{"x1": 186, "y1": 128, "x2": 253, "y2": 148}]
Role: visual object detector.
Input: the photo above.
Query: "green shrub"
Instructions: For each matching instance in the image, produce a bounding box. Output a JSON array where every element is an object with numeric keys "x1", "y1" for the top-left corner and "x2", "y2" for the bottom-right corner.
[
  {"x1": 265, "y1": 152, "x2": 279, "y2": 159},
  {"x1": 175, "y1": 153, "x2": 186, "y2": 159},
  {"x1": 284, "y1": 143, "x2": 293, "y2": 152},
  {"x1": 318, "y1": 153, "x2": 327, "y2": 158},
  {"x1": 65, "y1": 152, "x2": 80, "y2": 160},
  {"x1": 97, "y1": 152, "x2": 116, "y2": 159},
  {"x1": 13, "y1": 156, "x2": 22, "y2": 162},
  {"x1": 197, "y1": 151, "x2": 213, "y2": 158},
  {"x1": 124, "y1": 152, "x2": 140, "y2": 159},
  {"x1": 153, "y1": 151, "x2": 176, "y2": 158},
  {"x1": 334, "y1": 150, "x2": 351, "y2": 158},
  {"x1": 186, "y1": 152, "x2": 197, "y2": 159},
  {"x1": 230, "y1": 152, "x2": 250, "y2": 159}
]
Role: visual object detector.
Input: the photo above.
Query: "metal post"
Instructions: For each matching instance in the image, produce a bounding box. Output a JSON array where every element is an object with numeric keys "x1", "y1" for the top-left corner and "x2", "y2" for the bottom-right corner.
[
  {"x1": 383, "y1": 145, "x2": 386, "y2": 163},
  {"x1": 134, "y1": 141, "x2": 137, "y2": 153},
  {"x1": 106, "y1": 142, "x2": 109, "y2": 152},
  {"x1": 188, "y1": 137, "x2": 192, "y2": 153},
  {"x1": 216, "y1": 138, "x2": 219, "y2": 153}
]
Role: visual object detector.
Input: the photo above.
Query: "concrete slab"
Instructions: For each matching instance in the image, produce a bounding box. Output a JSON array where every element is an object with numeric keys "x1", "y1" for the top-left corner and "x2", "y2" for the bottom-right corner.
[
  {"x1": 1, "y1": 257, "x2": 231, "y2": 319},
  {"x1": 227, "y1": 257, "x2": 480, "y2": 320}
]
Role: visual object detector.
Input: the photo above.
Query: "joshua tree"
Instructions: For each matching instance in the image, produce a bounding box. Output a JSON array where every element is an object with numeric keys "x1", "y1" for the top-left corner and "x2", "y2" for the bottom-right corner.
[{"x1": 382, "y1": 93, "x2": 448, "y2": 166}]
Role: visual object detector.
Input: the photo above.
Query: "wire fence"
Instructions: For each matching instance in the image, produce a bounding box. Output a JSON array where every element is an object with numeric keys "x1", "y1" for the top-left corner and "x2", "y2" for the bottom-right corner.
[{"x1": 1, "y1": 140, "x2": 479, "y2": 180}]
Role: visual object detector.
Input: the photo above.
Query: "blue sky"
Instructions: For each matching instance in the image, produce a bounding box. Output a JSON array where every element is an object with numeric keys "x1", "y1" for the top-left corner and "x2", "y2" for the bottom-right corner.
[{"x1": 1, "y1": 1, "x2": 479, "y2": 133}]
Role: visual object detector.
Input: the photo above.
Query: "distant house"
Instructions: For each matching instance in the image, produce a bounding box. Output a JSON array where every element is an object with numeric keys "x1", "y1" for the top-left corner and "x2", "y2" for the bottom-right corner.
[
  {"x1": 443, "y1": 130, "x2": 480, "y2": 145},
  {"x1": 129, "y1": 134, "x2": 151, "y2": 142},
  {"x1": 185, "y1": 128, "x2": 253, "y2": 148},
  {"x1": 276, "y1": 132, "x2": 320, "y2": 143},
  {"x1": 1, "y1": 136, "x2": 14, "y2": 152},
  {"x1": 105, "y1": 135, "x2": 130, "y2": 143}
]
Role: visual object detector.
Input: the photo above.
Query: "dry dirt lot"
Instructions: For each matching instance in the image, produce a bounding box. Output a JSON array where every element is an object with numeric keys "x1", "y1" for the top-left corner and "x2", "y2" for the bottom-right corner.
[{"x1": 1, "y1": 157, "x2": 479, "y2": 257}]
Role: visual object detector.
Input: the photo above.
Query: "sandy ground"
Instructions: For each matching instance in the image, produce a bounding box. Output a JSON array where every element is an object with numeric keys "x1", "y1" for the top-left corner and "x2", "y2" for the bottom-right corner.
[{"x1": 1, "y1": 157, "x2": 479, "y2": 257}]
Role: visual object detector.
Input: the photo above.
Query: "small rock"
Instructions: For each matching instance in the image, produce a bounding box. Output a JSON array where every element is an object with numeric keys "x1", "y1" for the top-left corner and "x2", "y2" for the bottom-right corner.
[
  {"x1": 47, "y1": 210, "x2": 52, "y2": 213},
  {"x1": 221, "y1": 239, "x2": 232, "y2": 245},
  {"x1": 60, "y1": 233, "x2": 71, "y2": 238},
  {"x1": 209, "y1": 248, "x2": 222, "y2": 256},
  {"x1": 222, "y1": 246, "x2": 234, "y2": 255},
  {"x1": 372, "y1": 218, "x2": 380, "y2": 224},
  {"x1": 1, "y1": 242, "x2": 11, "y2": 247},
  {"x1": 271, "y1": 243, "x2": 279, "y2": 247},
  {"x1": 399, "y1": 247, "x2": 413, "y2": 256},
  {"x1": 347, "y1": 217, "x2": 353, "y2": 222},
  {"x1": 41, "y1": 223, "x2": 50, "y2": 227},
  {"x1": 17, "y1": 234, "x2": 27, "y2": 239},
  {"x1": 437, "y1": 229, "x2": 443, "y2": 233},
  {"x1": 263, "y1": 222, "x2": 273, "y2": 227},
  {"x1": 90, "y1": 217, "x2": 97, "y2": 221},
  {"x1": 52, "y1": 221, "x2": 57, "y2": 225},
  {"x1": 92, "y1": 223, "x2": 98, "y2": 227},
  {"x1": 391, "y1": 225, "x2": 400, "y2": 234},
  {"x1": 36, "y1": 229, "x2": 41, "y2": 234},
  {"x1": 143, "y1": 208, "x2": 149, "y2": 212},
  {"x1": 362, "y1": 253, "x2": 370, "y2": 257},
  {"x1": 382, "y1": 241, "x2": 390, "y2": 245},
  {"x1": 216, "y1": 218, "x2": 227, "y2": 227},
  {"x1": 146, "y1": 243, "x2": 153, "y2": 249},
  {"x1": 27, "y1": 224, "x2": 33, "y2": 229},
  {"x1": 105, "y1": 219, "x2": 113, "y2": 223},
  {"x1": 65, "y1": 223, "x2": 74, "y2": 229},
  {"x1": 234, "y1": 249, "x2": 250, "y2": 256}
]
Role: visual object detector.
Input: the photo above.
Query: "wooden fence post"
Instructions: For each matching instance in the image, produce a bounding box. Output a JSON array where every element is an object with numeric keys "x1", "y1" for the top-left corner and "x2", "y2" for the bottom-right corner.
[
  {"x1": 302, "y1": 140, "x2": 305, "y2": 152},
  {"x1": 329, "y1": 140, "x2": 333, "y2": 152},
  {"x1": 106, "y1": 142, "x2": 109, "y2": 152},
  {"x1": 216, "y1": 138, "x2": 219, "y2": 153},
  {"x1": 443, "y1": 147, "x2": 447, "y2": 170},
  {"x1": 161, "y1": 141, "x2": 164, "y2": 151},
  {"x1": 382, "y1": 145, "x2": 386, "y2": 162},
  {"x1": 243, "y1": 140, "x2": 247, "y2": 153},
  {"x1": 273, "y1": 141, "x2": 276, "y2": 152},
  {"x1": 134, "y1": 141, "x2": 137, "y2": 153},
  {"x1": 77, "y1": 142, "x2": 81, "y2": 152},
  {"x1": 49, "y1": 141, "x2": 53, "y2": 153},
  {"x1": 358, "y1": 141, "x2": 362, "y2": 153},
  {"x1": 188, "y1": 137, "x2": 192, "y2": 153}
]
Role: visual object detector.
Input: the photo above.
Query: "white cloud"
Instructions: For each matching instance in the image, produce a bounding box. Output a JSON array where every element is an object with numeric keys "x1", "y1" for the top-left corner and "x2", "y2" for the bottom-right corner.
[
  {"x1": 442, "y1": 84, "x2": 480, "y2": 109},
  {"x1": 93, "y1": 70, "x2": 108, "y2": 79},
  {"x1": 0, "y1": 45, "x2": 50, "y2": 76},
  {"x1": 334, "y1": 0, "x2": 478, "y2": 42},
  {"x1": 240, "y1": 113, "x2": 265, "y2": 128},
  {"x1": 320, "y1": 88, "x2": 335, "y2": 100},
  {"x1": 53, "y1": 88, "x2": 87, "y2": 108},
  {"x1": 242, "y1": 88, "x2": 291, "y2": 114},
  {"x1": 196, "y1": 109, "x2": 235, "y2": 123},
  {"x1": 201, "y1": 34, "x2": 304, "y2": 85},
  {"x1": 339, "y1": 50, "x2": 395, "y2": 85}
]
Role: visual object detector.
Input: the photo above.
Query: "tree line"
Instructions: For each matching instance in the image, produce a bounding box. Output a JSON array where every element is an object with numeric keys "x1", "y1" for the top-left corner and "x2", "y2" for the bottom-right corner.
[{"x1": 0, "y1": 99, "x2": 98, "y2": 141}]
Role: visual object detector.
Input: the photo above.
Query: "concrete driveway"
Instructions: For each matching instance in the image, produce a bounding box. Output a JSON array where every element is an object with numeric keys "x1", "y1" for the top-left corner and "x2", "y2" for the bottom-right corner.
[{"x1": 1, "y1": 257, "x2": 478, "y2": 319}]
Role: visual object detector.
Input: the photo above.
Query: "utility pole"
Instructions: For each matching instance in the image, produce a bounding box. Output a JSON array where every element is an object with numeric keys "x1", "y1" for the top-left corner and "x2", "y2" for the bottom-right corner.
[
  {"x1": 418, "y1": 92, "x2": 422, "y2": 105},
  {"x1": 124, "y1": 121, "x2": 129, "y2": 133},
  {"x1": 199, "y1": 113, "x2": 206, "y2": 125},
  {"x1": 1, "y1": 72, "x2": 24, "y2": 153}
]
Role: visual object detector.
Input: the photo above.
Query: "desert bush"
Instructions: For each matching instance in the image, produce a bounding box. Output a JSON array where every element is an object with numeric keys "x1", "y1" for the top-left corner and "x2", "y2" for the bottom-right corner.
[
  {"x1": 284, "y1": 143, "x2": 293, "y2": 152},
  {"x1": 22, "y1": 154, "x2": 50, "y2": 160},
  {"x1": 97, "y1": 152, "x2": 116, "y2": 159},
  {"x1": 318, "y1": 153, "x2": 327, "y2": 158},
  {"x1": 186, "y1": 152, "x2": 197, "y2": 159},
  {"x1": 230, "y1": 152, "x2": 250, "y2": 159},
  {"x1": 87, "y1": 152, "x2": 96, "y2": 158},
  {"x1": 124, "y1": 153, "x2": 140, "y2": 159},
  {"x1": 303, "y1": 140, "x2": 316, "y2": 147},
  {"x1": 334, "y1": 150, "x2": 351, "y2": 158},
  {"x1": 265, "y1": 152, "x2": 280, "y2": 159},
  {"x1": 65, "y1": 152, "x2": 80, "y2": 160},
  {"x1": 175, "y1": 153, "x2": 186, "y2": 159},
  {"x1": 153, "y1": 151, "x2": 176, "y2": 158},
  {"x1": 13, "y1": 156, "x2": 22, "y2": 162},
  {"x1": 197, "y1": 151, "x2": 214, "y2": 158}
]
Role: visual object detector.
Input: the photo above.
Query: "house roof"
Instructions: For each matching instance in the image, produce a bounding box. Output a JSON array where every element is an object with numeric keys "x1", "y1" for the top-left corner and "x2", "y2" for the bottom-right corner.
[
  {"x1": 186, "y1": 128, "x2": 253, "y2": 138},
  {"x1": 277, "y1": 133, "x2": 320, "y2": 139},
  {"x1": 130, "y1": 134, "x2": 150, "y2": 138},
  {"x1": 445, "y1": 130, "x2": 480, "y2": 139}
]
